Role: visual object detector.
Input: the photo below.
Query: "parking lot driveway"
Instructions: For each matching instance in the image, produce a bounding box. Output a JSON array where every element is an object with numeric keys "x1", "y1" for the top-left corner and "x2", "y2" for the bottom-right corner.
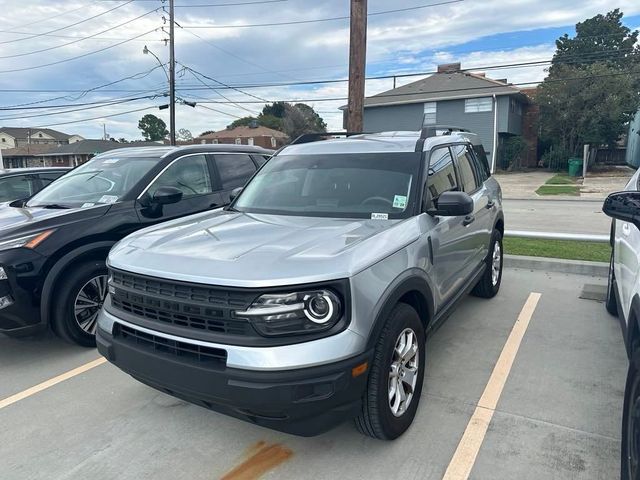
[{"x1": 0, "y1": 269, "x2": 626, "y2": 480}]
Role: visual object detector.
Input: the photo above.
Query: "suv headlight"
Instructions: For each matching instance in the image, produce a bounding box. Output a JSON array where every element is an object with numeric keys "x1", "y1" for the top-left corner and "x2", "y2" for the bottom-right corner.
[
  {"x1": 237, "y1": 289, "x2": 342, "y2": 336},
  {"x1": 0, "y1": 230, "x2": 55, "y2": 252}
]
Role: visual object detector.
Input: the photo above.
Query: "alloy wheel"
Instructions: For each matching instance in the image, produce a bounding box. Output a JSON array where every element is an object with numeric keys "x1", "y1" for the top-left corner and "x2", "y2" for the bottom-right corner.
[
  {"x1": 388, "y1": 328, "x2": 419, "y2": 417},
  {"x1": 74, "y1": 275, "x2": 108, "y2": 334},
  {"x1": 491, "y1": 241, "x2": 502, "y2": 286}
]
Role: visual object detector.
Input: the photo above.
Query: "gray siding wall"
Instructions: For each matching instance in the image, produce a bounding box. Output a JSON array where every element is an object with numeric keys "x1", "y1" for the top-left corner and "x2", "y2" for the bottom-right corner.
[
  {"x1": 499, "y1": 95, "x2": 524, "y2": 135},
  {"x1": 363, "y1": 104, "x2": 424, "y2": 132},
  {"x1": 436, "y1": 98, "x2": 495, "y2": 159}
]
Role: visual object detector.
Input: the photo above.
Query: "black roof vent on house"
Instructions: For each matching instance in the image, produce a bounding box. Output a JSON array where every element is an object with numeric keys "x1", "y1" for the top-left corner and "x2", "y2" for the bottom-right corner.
[
  {"x1": 495, "y1": 78, "x2": 508, "y2": 84},
  {"x1": 437, "y1": 62, "x2": 461, "y2": 73}
]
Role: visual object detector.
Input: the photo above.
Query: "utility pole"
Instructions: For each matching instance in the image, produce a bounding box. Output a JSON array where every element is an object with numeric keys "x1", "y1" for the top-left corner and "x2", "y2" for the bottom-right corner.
[
  {"x1": 168, "y1": 0, "x2": 176, "y2": 146},
  {"x1": 346, "y1": 0, "x2": 367, "y2": 133}
]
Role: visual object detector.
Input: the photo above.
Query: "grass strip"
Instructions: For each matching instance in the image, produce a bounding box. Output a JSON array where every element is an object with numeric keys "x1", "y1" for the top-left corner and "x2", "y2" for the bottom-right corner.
[
  {"x1": 535, "y1": 184, "x2": 580, "y2": 196},
  {"x1": 504, "y1": 237, "x2": 610, "y2": 263}
]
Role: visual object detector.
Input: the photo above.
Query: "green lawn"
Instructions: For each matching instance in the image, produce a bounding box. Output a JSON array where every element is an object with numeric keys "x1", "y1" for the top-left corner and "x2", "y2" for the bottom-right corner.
[
  {"x1": 535, "y1": 184, "x2": 581, "y2": 196},
  {"x1": 504, "y1": 237, "x2": 610, "y2": 263},
  {"x1": 545, "y1": 174, "x2": 576, "y2": 185}
]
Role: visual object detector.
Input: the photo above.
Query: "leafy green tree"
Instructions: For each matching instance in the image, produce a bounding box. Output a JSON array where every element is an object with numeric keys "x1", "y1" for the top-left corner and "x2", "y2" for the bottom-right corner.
[
  {"x1": 138, "y1": 114, "x2": 168, "y2": 141},
  {"x1": 538, "y1": 9, "x2": 640, "y2": 155},
  {"x1": 177, "y1": 128, "x2": 193, "y2": 141},
  {"x1": 226, "y1": 117, "x2": 257, "y2": 129}
]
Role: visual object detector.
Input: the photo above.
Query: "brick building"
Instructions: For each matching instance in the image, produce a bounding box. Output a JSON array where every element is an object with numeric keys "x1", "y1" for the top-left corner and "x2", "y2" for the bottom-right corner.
[{"x1": 195, "y1": 125, "x2": 288, "y2": 149}]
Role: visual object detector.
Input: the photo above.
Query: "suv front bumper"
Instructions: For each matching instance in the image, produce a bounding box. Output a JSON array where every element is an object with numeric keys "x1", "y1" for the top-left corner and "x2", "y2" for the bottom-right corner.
[{"x1": 97, "y1": 311, "x2": 372, "y2": 436}]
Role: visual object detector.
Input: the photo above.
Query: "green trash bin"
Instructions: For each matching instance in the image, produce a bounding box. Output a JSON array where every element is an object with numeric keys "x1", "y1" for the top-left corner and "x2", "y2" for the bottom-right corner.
[{"x1": 568, "y1": 158, "x2": 583, "y2": 177}]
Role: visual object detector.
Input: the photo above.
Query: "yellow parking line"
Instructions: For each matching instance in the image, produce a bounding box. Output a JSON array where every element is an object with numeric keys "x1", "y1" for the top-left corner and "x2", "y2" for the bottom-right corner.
[
  {"x1": 0, "y1": 357, "x2": 107, "y2": 410},
  {"x1": 442, "y1": 292, "x2": 542, "y2": 480}
]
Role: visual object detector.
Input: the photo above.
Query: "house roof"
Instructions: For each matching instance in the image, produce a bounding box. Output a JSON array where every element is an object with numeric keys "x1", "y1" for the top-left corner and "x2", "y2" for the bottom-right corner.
[
  {"x1": 361, "y1": 72, "x2": 524, "y2": 108},
  {"x1": 0, "y1": 127, "x2": 79, "y2": 141},
  {"x1": 1, "y1": 139, "x2": 161, "y2": 157},
  {"x1": 198, "y1": 125, "x2": 288, "y2": 140}
]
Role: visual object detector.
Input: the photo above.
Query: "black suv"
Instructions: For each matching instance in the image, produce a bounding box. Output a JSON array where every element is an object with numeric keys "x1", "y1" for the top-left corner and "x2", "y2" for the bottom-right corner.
[
  {"x1": 0, "y1": 167, "x2": 70, "y2": 203},
  {"x1": 0, "y1": 144, "x2": 270, "y2": 346}
]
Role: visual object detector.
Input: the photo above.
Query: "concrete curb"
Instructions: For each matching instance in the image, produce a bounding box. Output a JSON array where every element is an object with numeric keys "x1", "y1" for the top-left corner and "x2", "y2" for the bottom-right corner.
[
  {"x1": 503, "y1": 197, "x2": 605, "y2": 203},
  {"x1": 505, "y1": 254, "x2": 608, "y2": 277}
]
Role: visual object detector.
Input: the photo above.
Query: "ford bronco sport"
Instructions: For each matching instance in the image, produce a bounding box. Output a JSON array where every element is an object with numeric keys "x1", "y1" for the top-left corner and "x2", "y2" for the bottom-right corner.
[{"x1": 97, "y1": 127, "x2": 504, "y2": 439}]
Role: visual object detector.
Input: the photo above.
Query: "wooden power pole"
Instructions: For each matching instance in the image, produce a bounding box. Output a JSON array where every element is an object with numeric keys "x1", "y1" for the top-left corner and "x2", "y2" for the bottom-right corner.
[
  {"x1": 168, "y1": 0, "x2": 176, "y2": 146},
  {"x1": 347, "y1": 0, "x2": 367, "y2": 132}
]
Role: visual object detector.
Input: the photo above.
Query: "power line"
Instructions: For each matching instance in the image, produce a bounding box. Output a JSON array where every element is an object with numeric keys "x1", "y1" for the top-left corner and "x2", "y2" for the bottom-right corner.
[
  {"x1": 195, "y1": 103, "x2": 243, "y2": 119},
  {"x1": 4, "y1": 3, "x2": 88, "y2": 31},
  {"x1": 180, "y1": 63, "x2": 269, "y2": 102},
  {"x1": 182, "y1": 0, "x2": 464, "y2": 29},
  {"x1": 0, "y1": 0, "x2": 135, "y2": 45},
  {"x1": 0, "y1": 8, "x2": 160, "y2": 60},
  {"x1": 0, "y1": 29, "x2": 161, "y2": 42},
  {"x1": 33, "y1": 105, "x2": 158, "y2": 128},
  {"x1": 0, "y1": 28, "x2": 159, "y2": 74},
  {"x1": 175, "y1": 0, "x2": 287, "y2": 7}
]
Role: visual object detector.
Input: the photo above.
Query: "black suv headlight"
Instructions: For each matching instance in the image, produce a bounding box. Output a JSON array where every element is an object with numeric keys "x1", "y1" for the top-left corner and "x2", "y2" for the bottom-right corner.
[{"x1": 236, "y1": 289, "x2": 342, "y2": 336}]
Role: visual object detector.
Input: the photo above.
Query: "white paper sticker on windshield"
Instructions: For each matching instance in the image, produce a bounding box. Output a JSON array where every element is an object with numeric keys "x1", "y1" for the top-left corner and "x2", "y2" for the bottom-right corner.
[
  {"x1": 371, "y1": 213, "x2": 389, "y2": 220},
  {"x1": 81, "y1": 203, "x2": 95, "y2": 208},
  {"x1": 393, "y1": 195, "x2": 407, "y2": 209},
  {"x1": 98, "y1": 195, "x2": 118, "y2": 204},
  {"x1": 102, "y1": 159, "x2": 119, "y2": 164}
]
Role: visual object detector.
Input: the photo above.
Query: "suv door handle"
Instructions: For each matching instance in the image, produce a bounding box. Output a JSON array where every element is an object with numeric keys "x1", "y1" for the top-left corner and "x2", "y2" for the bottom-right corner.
[
  {"x1": 463, "y1": 215, "x2": 475, "y2": 226},
  {"x1": 486, "y1": 200, "x2": 495, "y2": 209}
]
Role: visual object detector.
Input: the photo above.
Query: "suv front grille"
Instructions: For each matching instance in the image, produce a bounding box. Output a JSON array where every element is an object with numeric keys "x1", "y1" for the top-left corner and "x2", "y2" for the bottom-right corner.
[
  {"x1": 109, "y1": 270, "x2": 256, "y2": 337},
  {"x1": 116, "y1": 324, "x2": 227, "y2": 366}
]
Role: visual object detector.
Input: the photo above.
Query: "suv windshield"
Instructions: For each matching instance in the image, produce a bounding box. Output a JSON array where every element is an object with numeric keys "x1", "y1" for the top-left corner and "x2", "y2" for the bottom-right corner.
[
  {"x1": 26, "y1": 156, "x2": 160, "y2": 208},
  {"x1": 234, "y1": 153, "x2": 421, "y2": 219}
]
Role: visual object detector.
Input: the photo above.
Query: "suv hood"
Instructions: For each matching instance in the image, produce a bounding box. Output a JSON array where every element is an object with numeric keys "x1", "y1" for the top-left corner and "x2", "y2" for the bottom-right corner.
[{"x1": 109, "y1": 210, "x2": 421, "y2": 287}]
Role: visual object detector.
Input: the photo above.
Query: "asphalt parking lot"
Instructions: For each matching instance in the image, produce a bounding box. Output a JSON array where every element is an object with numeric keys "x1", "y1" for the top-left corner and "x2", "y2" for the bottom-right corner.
[{"x1": 0, "y1": 268, "x2": 627, "y2": 480}]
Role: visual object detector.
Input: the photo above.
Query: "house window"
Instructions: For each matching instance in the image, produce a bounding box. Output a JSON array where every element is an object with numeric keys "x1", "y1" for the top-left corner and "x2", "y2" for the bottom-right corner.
[
  {"x1": 213, "y1": 139, "x2": 219, "y2": 144},
  {"x1": 423, "y1": 102, "x2": 437, "y2": 125},
  {"x1": 201, "y1": 139, "x2": 206, "y2": 144},
  {"x1": 38, "y1": 133, "x2": 43, "y2": 138},
  {"x1": 510, "y1": 98, "x2": 522, "y2": 115},
  {"x1": 464, "y1": 97, "x2": 492, "y2": 113},
  {"x1": 270, "y1": 137, "x2": 277, "y2": 148},
  {"x1": 235, "y1": 138, "x2": 242, "y2": 145},
  {"x1": 1, "y1": 138, "x2": 5, "y2": 143}
]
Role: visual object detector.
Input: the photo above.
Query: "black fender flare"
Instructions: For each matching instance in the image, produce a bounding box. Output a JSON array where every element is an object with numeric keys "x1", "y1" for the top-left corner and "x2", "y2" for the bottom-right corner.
[
  {"x1": 365, "y1": 268, "x2": 435, "y2": 350},
  {"x1": 40, "y1": 241, "x2": 116, "y2": 326},
  {"x1": 493, "y1": 211, "x2": 505, "y2": 233}
]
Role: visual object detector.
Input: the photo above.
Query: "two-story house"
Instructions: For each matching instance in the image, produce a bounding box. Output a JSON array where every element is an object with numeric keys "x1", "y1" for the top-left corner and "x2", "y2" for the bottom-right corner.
[
  {"x1": 347, "y1": 63, "x2": 536, "y2": 172},
  {"x1": 0, "y1": 127, "x2": 84, "y2": 150}
]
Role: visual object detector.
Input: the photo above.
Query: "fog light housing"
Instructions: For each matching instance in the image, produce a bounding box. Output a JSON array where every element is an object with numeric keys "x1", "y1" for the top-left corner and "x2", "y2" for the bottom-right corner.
[{"x1": 0, "y1": 295, "x2": 14, "y2": 310}]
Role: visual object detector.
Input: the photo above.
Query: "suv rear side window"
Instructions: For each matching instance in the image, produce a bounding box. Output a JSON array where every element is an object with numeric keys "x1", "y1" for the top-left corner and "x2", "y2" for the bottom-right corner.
[
  {"x1": 425, "y1": 147, "x2": 458, "y2": 208},
  {"x1": 215, "y1": 154, "x2": 256, "y2": 190},
  {"x1": 452, "y1": 145, "x2": 480, "y2": 193},
  {"x1": 0, "y1": 175, "x2": 35, "y2": 202},
  {"x1": 148, "y1": 155, "x2": 213, "y2": 198},
  {"x1": 472, "y1": 144, "x2": 491, "y2": 180}
]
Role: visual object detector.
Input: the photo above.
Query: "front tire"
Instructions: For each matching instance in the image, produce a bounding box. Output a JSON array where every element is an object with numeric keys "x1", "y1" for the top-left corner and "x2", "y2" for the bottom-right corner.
[
  {"x1": 606, "y1": 250, "x2": 619, "y2": 316},
  {"x1": 355, "y1": 303, "x2": 425, "y2": 440},
  {"x1": 52, "y1": 260, "x2": 108, "y2": 347},
  {"x1": 471, "y1": 229, "x2": 503, "y2": 298},
  {"x1": 622, "y1": 349, "x2": 640, "y2": 480}
]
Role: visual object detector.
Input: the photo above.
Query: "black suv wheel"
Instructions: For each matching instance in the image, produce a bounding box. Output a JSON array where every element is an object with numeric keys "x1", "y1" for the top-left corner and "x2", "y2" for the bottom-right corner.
[
  {"x1": 606, "y1": 249, "x2": 619, "y2": 316},
  {"x1": 52, "y1": 260, "x2": 108, "y2": 347},
  {"x1": 472, "y1": 229, "x2": 503, "y2": 298},
  {"x1": 355, "y1": 303, "x2": 425, "y2": 440}
]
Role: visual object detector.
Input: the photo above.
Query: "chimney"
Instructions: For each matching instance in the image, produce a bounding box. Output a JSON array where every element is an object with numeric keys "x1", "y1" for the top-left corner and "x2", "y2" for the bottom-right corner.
[
  {"x1": 437, "y1": 62, "x2": 461, "y2": 73},
  {"x1": 249, "y1": 120, "x2": 259, "y2": 129}
]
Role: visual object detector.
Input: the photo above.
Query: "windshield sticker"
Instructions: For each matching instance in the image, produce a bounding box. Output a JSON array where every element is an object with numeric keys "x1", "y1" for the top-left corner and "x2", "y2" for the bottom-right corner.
[
  {"x1": 102, "y1": 159, "x2": 120, "y2": 164},
  {"x1": 81, "y1": 203, "x2": 95, "y2": 208},
  {"x1": 371, "y1": 213, "x2": 389, "y2": 220},
  {"x1": 98, "y1": 195, "x2": 119, "y2": 204},
  {"x1": 393, "y1": 195, "x2": 407, "y2": 209}
]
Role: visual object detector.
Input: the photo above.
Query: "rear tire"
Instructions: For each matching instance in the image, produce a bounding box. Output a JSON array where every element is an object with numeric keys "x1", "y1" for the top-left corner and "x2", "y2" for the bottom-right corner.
[
  {"x1": 354, "y1": 303, "x2": 425, "y2": 440},
  {"x1": 52, "y1": 260, "x2": 108, "y2": 347},
  {"x1": 471, "y1": 230, "x2": 503, "y2": 298},
  {"x1": 606, "y1": 250, "x2": 619, "y2": 316},
  {"x1": 622, "y1": 349, "x2": 640, "y2": 480}
]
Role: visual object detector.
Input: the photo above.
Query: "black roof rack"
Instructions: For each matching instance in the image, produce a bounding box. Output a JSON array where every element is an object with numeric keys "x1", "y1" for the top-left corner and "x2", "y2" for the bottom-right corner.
[
  {"x1": 289, "y1": 131, "x2": 367, "y2": 145},
  {"x1": 414, "y1": 125, "x2": 470, "y2": 152}
]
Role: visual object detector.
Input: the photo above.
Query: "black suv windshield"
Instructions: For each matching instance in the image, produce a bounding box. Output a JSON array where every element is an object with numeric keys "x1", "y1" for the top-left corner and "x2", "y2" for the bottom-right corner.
[
  {"x1": 26, "y1": 156, "x2": 160, "y2": 208},
  {"x1": 234, "y1": 153, "x2": 421, "y2": 219}
]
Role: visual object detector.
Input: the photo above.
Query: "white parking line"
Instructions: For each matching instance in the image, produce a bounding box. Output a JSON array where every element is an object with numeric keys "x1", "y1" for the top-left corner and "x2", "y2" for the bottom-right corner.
[
  {"x1": 442, "y1": 292, "x2": 542, "y2": 480},
  {"x1": 0, "y1": 357, "x2": 107, "y2": 410}
]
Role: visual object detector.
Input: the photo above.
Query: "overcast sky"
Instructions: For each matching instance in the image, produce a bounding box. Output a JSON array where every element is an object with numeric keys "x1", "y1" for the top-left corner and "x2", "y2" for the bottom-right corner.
[{"x1": 0, "y1": 0, "x2": 638, "y2": 140}]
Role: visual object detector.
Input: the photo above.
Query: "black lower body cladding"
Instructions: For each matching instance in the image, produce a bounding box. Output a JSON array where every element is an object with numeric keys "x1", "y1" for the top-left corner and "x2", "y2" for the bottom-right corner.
[{"x1": 96, "y1": 324, "x2": 373, "y2": 436}]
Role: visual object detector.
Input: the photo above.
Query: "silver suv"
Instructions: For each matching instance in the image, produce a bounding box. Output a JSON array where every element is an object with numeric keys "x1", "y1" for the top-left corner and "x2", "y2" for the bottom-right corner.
[{"x1": 97, "y1": 127, "x2": 504, "y2": 440}]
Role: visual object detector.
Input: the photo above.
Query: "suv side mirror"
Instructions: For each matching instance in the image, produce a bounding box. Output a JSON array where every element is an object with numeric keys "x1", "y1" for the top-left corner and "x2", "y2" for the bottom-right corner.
[
  {"x1": 230, "y1": 187, "x2": 243, "y2": 201},
  {"x1": 428, "y1": 191, "x2": 474, "y2": 217},
  {"x1": 152, "y1": 186, "x2": 183, "y2": 205},
  {"x1": 603, "y1": 191, "x2": 640, "y2": 228}
]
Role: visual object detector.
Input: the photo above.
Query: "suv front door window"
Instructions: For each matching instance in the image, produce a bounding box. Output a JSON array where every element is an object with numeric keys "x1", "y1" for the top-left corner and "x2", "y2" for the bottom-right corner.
[{"x1": 0, "y1": 175, "x2": 36, "y2": 202}]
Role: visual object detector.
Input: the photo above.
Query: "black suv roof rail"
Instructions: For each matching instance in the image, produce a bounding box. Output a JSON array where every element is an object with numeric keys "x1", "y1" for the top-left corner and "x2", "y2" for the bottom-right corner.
[
  {"x1": 289, "y1": 131, "x2": 367, "y2": 145},
  {"x1": 415, "y1": 125, "x2": 470, "y2": 152}
]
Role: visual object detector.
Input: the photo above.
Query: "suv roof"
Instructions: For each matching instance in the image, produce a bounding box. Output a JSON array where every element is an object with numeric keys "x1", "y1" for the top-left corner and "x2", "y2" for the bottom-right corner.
[
  {"x1": 280, "y1": 130, "x2": 482, "y2": 156},
  {"x1": 93, "y1": 144, "x2": 274, "y2": 159}
]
